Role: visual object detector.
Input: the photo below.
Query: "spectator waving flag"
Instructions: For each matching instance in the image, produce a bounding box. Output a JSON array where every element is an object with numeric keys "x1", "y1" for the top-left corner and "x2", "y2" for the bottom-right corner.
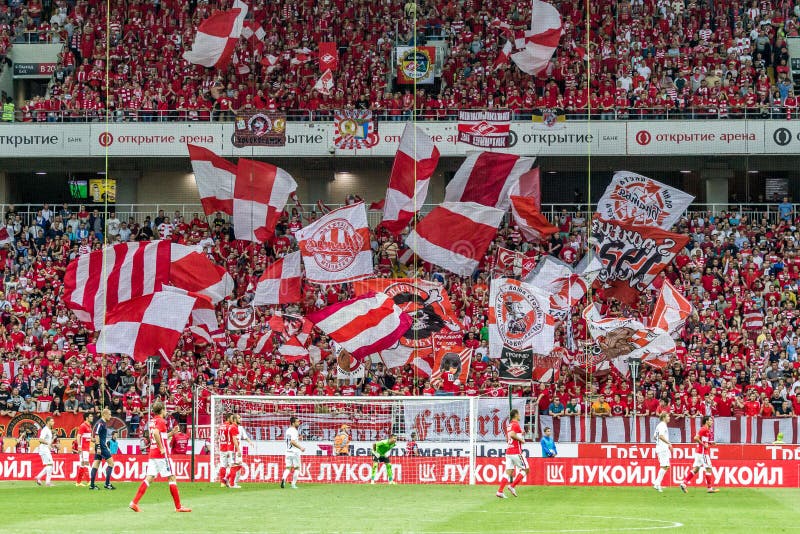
[
  {"x1": 511, "y1": 0, "x2": 562, "y2": 75},
  {"x1": 234, "y1": 158, "x2": 298, "y2": 242},
  {"x1": 296, "y1": 202, "x2": 374, "y2": 284},
  {"x1": 308, "y1": 292, "x2": 413, "y2": 365},
  {"x1": 182, "y1": 8, "x2": 244, "y2": 69},
  {"x1": 0, "y1": 227, "x2": 11, "y2": 245},
  {"x1": 493, "y1": 40, "x2": 514, "y2": 71},
  {"x1": 314, "y1": 69, "x2": 335, "y2": 95},
  {"x1": 509, "y1": 195, "x2": 558, "y2": 241},
  {"x1": 382, "y1": 123, "x2": 440, "y2": 234},
  {"x1": 445, "y1": 152, "x2": 535, "y2": 210},
  {"x1": 96, "y1": 292, "x2": 197, "y2": 362},
  {"x1": 406, "y1": 202, "x2": 504, "y2": 276},
  {"x1": 253, "y1": 251, "x2": 302, "y2": 305},
  {"x1": 650, "y1": 279, "x2": 693, "y2": 337},
  {"x1": 187, "y1": 144, "x2": 235, "y2": 215}
]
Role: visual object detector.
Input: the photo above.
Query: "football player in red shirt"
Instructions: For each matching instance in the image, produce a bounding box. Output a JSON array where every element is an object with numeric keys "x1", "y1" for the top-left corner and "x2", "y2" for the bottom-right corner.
[
  {"x1": 129, "y1": 402, "x2": 191, "y2": 513},
  {"x1": 496, "y1": 409, "x2": 528, "y2": 498},
  {"x1": 226, "y1": 414, "x2": 243, "y2": 489},
  {"x1": 680, "y1": 416, "x2": 719, "y2": 494},
  {"x1": 74, "y1": 412, "x2": 93, "y2": 486},
  {"x1": 217, "y1": 413, "x2": 231, "y2": 487}
]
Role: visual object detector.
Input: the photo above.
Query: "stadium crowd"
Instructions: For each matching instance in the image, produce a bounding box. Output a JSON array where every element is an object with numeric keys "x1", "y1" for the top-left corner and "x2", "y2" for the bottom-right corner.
[
  {"x1": 0, "y1": 195, "x2": 800, "y2": 444},
  {"x1": 3, "y1": 0, "x2": 800, "y2": 121}
]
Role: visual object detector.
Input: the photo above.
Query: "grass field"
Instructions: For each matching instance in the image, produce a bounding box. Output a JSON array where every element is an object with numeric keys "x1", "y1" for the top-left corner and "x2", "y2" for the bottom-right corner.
[{"x1": 2, "y1": 482, "x2": 798, "y2": 533}]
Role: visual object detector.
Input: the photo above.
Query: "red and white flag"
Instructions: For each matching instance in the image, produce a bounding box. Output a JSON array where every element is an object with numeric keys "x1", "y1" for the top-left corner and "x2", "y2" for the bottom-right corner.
[
  {"x1": 183, "y1": 8, "x2": 244, "y2": 68},
  {"x1": 241, "y1": 20, "x2": 265, "y2": 42},
  {"x1": 278, "y1": 336, "x2": 309, "y2": 361},
  {"x1": 227, "y1": 305, "x2": 256, "y2": 331},
  {"x1": 597, "y1": 171, "x2": 695, "y2": 230},
  {"x1": 511, "y1": 0, "x2": 562, "y2": 75},
  {"x1": 382, "y1": 123, "x2": 440, "y2": 234},
  {"x1": 64, "y1": 241, "x2": 172, "y2": 330},
  {"x1": 495, "y1": 246, "x2": 537, "y2": 279},
  {"x1": 445, "y1": 152, "x2": 535, "y2": 210},
  {"x1": 314, "y1": 69, "x2": 334, "y2": 95},
  {"x1": 253, "y1": 251, "x2": 302, "y2": 305},
  {"x1": 743, "y1": 311, "x2": 764, "y2": 331},
  {"x1": 261, "y1": 54, "x2": 279, "y2": 73},
  {"x1": 170, "y1": 244, "x2": 233, "y2": 304},
  {"x1": 513, "y1": 166, "x2": 541, "y2": 207},
  {"x1": 0, "y1": 227, "x2": 11, "y2": 245},
  {"x1": 510, "y1": 195, "x2": 558, "y2": 241},
  {"x1": 493, "y1": 40, "x2": 513, "y2": 70},
  {"x1": 232, "y1": 52, "x2": 250, "y2": 75},
  {"x1": 525, "y1": 255, "x2": 602, "y2": 317},
  {"x1": 651, "y1": 279, "x2": 693, "y2": 336},
  {"x1": 234, "y1": 158, "x2": 298, "y2": 242},
  {"x1": 96, "y1": 292, "x2": 197, "y2": 362},
  {"x1": 308, "y1": 292, "x2": 412, "y2": 364},
  {"x1": 406, "y1": 202, "x2": 503, "y2": 276},
  {"x1": 187, "y1": 144, "x2": 235, "y2": 215},
  {"x1": 296, "y1": 202, "x2": 374, "y2": 284},
  {"x1": 318, "y1": 41, "x2": 339, "y2": 71}
]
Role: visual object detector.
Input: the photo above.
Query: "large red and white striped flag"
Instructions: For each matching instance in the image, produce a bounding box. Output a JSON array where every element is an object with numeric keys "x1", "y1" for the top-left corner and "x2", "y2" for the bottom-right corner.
[
  {"x1": 307, "y1": 292, "x2": 412, "y2": 364},
  {"x1": 63, "y1": 241, "x2": 172, "y2": 330},
  {"x1": 445, "y1": 152, "x2": 535, "y2": 210},
  {"x1": 183, "y1": 8, "x2": 244, "y2": 68},
  {"x1": 253, "y1": 251, "x2": 302, "y2": 305},
  {"x1": 296, "y1": 202, "x2": 374, "y2": 284},
  {"x1": 96, "y1": 292, "x2": 197, "y2": 362},
  {"x1": 511, "y1": 0, "x2": 562, "y2": 75},
  {"x1": 187, "y1": 144, "x2": 235, "y2": 215},
  {"x1": 493, "y1": 40, "x2": 514, "y2": 70},
  {"x1": 235, "y1": 158, "x2": 298, "y2": 243},
  {"x1": 651, "y1": 279, "x2": 693, "y2": 336},
  {"x1": 382, "y1": 123, "x2": 440, "y2": 234},
  {"x1": 510, "y1": 195, "x2": 558, "y2": 241},
  {"x1": 406, "y1": 202, "x2": 503, "y2": 276},
  {"x1": 278, "y1": 336, "x2": 309, "y2": 361}
]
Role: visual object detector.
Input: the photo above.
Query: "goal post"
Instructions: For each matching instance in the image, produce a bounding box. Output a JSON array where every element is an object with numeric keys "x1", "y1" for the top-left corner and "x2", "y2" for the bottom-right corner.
[{"x1": 209, "y1": 395, "x2": 528, "y2": 485}]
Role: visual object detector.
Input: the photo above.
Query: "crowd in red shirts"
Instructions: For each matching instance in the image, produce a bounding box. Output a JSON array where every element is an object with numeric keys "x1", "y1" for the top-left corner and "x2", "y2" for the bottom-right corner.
[
  {"x1": 6, "y1": 0, "x2": 800, "y2": 121},
  {"x1": 0, "y1": 196, "x2": 799, "y2": 442}
]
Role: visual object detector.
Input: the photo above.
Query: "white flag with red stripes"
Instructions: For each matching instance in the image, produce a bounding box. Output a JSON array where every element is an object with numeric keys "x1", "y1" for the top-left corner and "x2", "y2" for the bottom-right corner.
[
  {"x1": 253, "y1": 251, "x2": 302, "y2": 305},
  {"x1": 96, "y1": 292, "x2": 197, "y2": 362},
  {"x1": 445, "y1": 151, "x2": 535, "y2": 210},
  {"x1": 188, "y1": 144, "x2": 236, "y2": 215},
  {"x1": 278, "y1": 336, "x2": 309, "y2": 361},
  {"x1": 170, "y1": 244, "x2": 234, "y2": 304},
  {"x1": 313, "y1": 69, "x2": 334, "y2": 95},
  {"x1": 296, "y1": 202, "x2": 374, "y2": 284},
  {"x1": 382, "y1": 123, "x2": 440, "y2": 234},
  {"x1": 651, "y1": 279, "x2": 693, "y2": 337},
  {"x1": 511, "y1": 0, "x2": 562, "y2": 75},
  {"x1": 406, "y1": 202, "x2": 503, "y2": 276},
  {"x1": 183, "y1": 8, "x2": 244, "y2": 68},
  {"x1": 307, "y1": 292, "x2": 412, "y2": 365},
  {"x1": 235, "y1": 158, "x2": 298, "y2": 242}
]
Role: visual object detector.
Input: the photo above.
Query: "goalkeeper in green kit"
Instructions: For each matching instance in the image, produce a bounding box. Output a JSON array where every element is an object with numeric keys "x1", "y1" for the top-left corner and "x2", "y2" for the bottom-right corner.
[{"x1": 370, "y1": 434, "x2": 398, "y2": 484}]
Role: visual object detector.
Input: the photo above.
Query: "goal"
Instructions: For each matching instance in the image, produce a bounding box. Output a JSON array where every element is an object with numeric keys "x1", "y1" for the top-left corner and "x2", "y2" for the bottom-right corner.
[{"x1": 209, "y1": 395, "x2": 525, "y2": 485}]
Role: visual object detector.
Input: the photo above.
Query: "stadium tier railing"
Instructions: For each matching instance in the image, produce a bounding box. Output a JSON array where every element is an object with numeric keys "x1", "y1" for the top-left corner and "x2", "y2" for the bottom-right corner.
[
  {"x1": 2, "y1": 107, "x2": 797, "y2": 123},
  {"x1": 0, "y1": 203, "x2": 791, "y2": 230}
]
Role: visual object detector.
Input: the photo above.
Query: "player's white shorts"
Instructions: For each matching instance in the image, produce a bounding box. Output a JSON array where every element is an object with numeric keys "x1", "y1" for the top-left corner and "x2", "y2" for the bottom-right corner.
[
  {"x1": 146, "y1": 458, "x2": 174, "y2": 478},
  {"x1": 232, "y1": 451, "x2": 243, "y2": 465},
  {"x1": 285, "y1": 452, "x2": 301, "y2": 469},
  {"x1": 692, "y1": 452, "x2": 712, "y2": 470},
  {"x1": 504, "y1": 453, "x2": 528, "y2": 471},
  {"x1": 218, "y1": 451, "x2": 231, "y2": 468},
  {"x1": 79, "y1": 451, "x2": 91, "y2": 464},
  {"x1": 39, "y1": 451, "x2": 53, "y2": 466},
  {"x1": 655, "y1": 448, "x2": 671, "y2": 467}
]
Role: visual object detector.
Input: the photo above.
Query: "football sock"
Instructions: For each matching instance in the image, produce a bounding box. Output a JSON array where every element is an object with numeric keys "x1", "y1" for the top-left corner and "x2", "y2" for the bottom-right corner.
[
  {"x1": 282, "y1": 468, "x2": 291, "y2": 481},
  {"x1": 654, "y1": 469, "x2": 666, "y2": 486},
  {"x1": 45, "y1": 466, "x2": 53, "y2": 485},
  {"x1": 90, "y1": 467, "x2": 98, "y2": 486},
  {"x1": 218, "y1": 467, "x2": 227, "y2": 483},
  {"x1": 370, "y1": 464, "x2": 377, "y2": 480},
  {"x1": 498, "y1": 475, "x2": 510, "y2": 493},
  {"x1": 683, "y1": 471, "x2": 696, "y2": 484},
  {"x1": 169, "y1": 481, "x2": 182, "y2": 508},
  {"x1": 705, "y1": 473, "x2": 713, "y2": 488},
  {"x1": 227, "y1": 466, "x2": 240, "y2": 486},
  {"x1": 35, "y1": 467, "x2": 47, "y2": 482},
  {"x1": 105, "y1": 466, "x2": 112, "y2": 486},
  {"x1": 292, "y1": 470, "x2": 299, "y2": 485},
  {"x1": 511, "y1": 473, "x2": 524, "y2": 488},
  {"x1": 76, "y1": 467, "x2": 84, "y2": 485},
  {"x1": 234, "y1": 468, "x2": 242, "y2": 485},
  {"x1": 386, "y1": 463, "x2": 393, "y2": 482},
  {"x1": 132, "y1": 480, "x2": 149, "y2": 504}
]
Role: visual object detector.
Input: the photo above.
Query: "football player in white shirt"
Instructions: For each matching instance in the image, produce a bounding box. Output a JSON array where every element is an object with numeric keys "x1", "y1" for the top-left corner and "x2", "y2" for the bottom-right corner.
[
  {"x1": 35, "y1": 417, "x2": 55, "y2": 486},
  {"x1": 280, "y1": 416, "x2": 305, "y2": 489},
  {"x1": 653, "y1": 413, "x2": 673, "y2": 492}
]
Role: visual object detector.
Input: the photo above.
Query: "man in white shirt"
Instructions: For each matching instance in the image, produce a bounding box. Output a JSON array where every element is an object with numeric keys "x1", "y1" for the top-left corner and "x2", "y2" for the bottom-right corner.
[
  {"x1": 280, "y1": 416, "x2": 305, "y2": 489},
  {"x1": 653, "y1": 412, "x2": 673, "y2": 492},
  {"x1": 35, "y1": 416, "x2": 55, "y2": 486}
]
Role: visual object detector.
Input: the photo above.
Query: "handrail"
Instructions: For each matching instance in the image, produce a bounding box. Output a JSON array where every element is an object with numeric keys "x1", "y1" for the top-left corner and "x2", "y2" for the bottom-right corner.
[{"x1": 0, "y1": 106, "x2": 796, "y2": 124}]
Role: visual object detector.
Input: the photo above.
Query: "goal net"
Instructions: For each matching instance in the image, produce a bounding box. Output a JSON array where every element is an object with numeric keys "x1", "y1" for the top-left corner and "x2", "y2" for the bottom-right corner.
[{"x1": 210, "y1": 395, "x2": 528, "y2": 485}]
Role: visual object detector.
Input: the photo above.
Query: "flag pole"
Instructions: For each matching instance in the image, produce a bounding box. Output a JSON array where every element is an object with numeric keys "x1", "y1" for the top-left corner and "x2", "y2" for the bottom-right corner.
[{"x1": 190, "y1": 382, "x2": 197, "y2": 482}]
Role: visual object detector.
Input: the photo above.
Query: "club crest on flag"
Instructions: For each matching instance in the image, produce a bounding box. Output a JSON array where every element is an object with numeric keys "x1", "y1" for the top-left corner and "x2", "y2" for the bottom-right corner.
[
  {"x1": 500, "y1": 350, "x2": 533, "y2": 379},
  {"x1": 233, "y1": 111, "x2": 286, "y2": 148},
  {"x1": 600, "y1": 171, "x2": 694, "y2": 229},
  {"x1": 304, "y1": 217, "x2": 365, "y2": 272},
  {"x1": 396, "y1": 46, "x2": 435, "y2": 84},
  {"x1": 494, "y1": 281, "x2": 545, "y2": 349},
  {"x1": 227, "y1": 306, "x2": 255, "y2": 330},
  {"x1": 333, "y1": 110, "x2": 379, "y2": 150}
]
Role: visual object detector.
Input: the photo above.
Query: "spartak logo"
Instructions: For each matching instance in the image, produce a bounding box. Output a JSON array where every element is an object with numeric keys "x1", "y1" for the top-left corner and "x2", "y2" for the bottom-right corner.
[
  {"x1": 321, "y1": 53, "x2": 336, "y2": 63},
  {"x1": 304, "y1": 218, "x2": 364, "y2": 272},
  {"x1": 494, "y1": 282, "x2": 544, "y2": 349},
  {"x1": 470, "y1": 121, "x2": 499, "y2": 135},
  {"x1": 381, "y1": 281, "x2": 461, "y2": 349},
  {"x1": 502, "y1": 350, "x2": 531, "y2": 378},
  {"x1": 608, "y1": 179, "x2": 668, "y2": 227}
]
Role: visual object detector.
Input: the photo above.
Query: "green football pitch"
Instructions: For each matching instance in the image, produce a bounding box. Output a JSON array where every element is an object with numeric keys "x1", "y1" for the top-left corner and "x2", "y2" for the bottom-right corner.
[{"x1": 2, "y1": 482, "x2": 798, "y2": 533}]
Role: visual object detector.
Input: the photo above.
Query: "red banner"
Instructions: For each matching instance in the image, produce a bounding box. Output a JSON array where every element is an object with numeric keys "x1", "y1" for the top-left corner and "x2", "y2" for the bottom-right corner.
[
  {"x1": 0, "y1": 455, "x2": 797, "y2": 487},
  {"x1": 1, "y1": 412, "x2": 89, "y2": 439},
  {"x1": 318, "y1": 41, "x2": 339, "y2": 71}
]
